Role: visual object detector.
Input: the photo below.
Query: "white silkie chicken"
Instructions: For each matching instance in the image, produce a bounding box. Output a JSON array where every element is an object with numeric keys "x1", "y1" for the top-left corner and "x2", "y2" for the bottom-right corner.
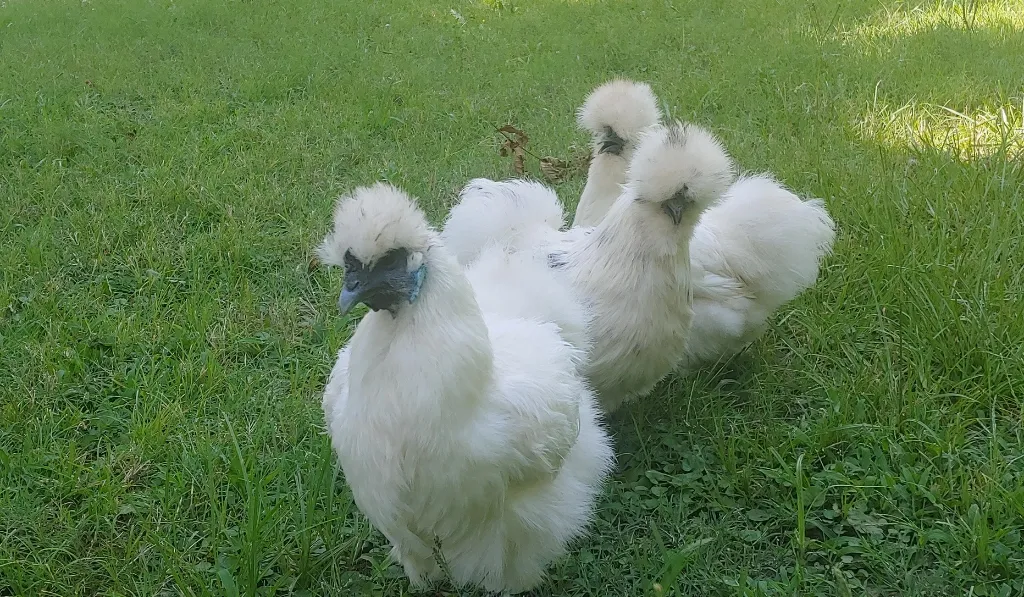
[
  {"x1": 571, "y1": 80, "x2": 837, "y2": 371},
  {"x1": 443, "y1": 177, "x2": 569, "y2": 268},
  {"x1": 573, "y1": 79, "x2": 662, "y2": 228},
  {"x1": 444, "y1": 122, "x2": 734, "y2": 412},
  {"x1": 317, "y1": 183, "x2": 613, "y2": 594}
]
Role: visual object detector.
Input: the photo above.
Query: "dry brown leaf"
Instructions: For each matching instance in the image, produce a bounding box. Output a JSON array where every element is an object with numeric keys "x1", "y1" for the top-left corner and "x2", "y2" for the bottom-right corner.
[
  {"x1": 512, "y1": 147, "x2": 525, "y2": 175},
  {"x1": 497, "y1": 124, "x2": 529, "y2": 146},
  {"x1": 497, "y1": 124, "x2": 530, "y2": 175},
  {"x1": 539, "y1": 156, "x2": 570, "y2": 183},
  {"x1": 540, "y1": 146, "x2": 593, "y2": 184},
  {"x1": 496, "y1": 126, "x2": 593, "y2": 180}
]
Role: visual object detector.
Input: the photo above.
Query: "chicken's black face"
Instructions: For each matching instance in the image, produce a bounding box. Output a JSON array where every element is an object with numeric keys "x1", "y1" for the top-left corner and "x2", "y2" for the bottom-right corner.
[
  {"x1": 338, "y1": 248, "x2": 425, "y2": 316},
  {"x1": 598, "y1": 126, "x2": 626, "y2": 156}
]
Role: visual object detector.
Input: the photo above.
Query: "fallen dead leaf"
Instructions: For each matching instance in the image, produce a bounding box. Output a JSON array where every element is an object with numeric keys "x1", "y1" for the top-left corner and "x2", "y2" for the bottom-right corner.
[
  {"x1": 539, "y1": 156, "x2": 570, "y2": 183},
  {"x1": 497, "y1": 124, "x2": 529, "y2": 175}
]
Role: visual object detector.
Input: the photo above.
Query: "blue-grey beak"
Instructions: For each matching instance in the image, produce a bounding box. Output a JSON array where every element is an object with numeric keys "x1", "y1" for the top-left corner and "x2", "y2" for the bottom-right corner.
[
  {"x1": 338, "y1": 287, "x2": 361, "y2": 315},
  {"x1": 663, "y1": 201, "x2": 684, "y2": 226},
  {"x1": 598, "y1": 126, "x2": 626, "y2": 156},
  {"x1": 662, "y1": 187, "x2": 692, "y2": 226},
  {"x1": 337, "y1": 286, "x2": 362, "y2": 315}
]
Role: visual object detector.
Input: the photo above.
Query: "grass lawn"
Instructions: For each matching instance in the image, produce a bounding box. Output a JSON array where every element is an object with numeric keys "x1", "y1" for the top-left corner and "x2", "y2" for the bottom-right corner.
[{"x1": 2, "y1": 0, "x2": 1023, "y2": 594}]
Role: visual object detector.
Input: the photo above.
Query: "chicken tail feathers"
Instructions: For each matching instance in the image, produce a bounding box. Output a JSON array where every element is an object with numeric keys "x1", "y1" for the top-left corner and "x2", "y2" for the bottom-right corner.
[{"x1": 442, "y1": 178, "x2": 565, "y2": 265}]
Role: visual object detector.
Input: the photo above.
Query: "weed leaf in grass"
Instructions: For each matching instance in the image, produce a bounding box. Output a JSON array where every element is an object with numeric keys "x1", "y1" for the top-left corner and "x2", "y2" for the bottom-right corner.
[
  {"x1": 539, "y1": 156, "x2": 570, "y2": 183},
  {"x1": 497, "y1": 124, "x2": 529, "y2": 175}
]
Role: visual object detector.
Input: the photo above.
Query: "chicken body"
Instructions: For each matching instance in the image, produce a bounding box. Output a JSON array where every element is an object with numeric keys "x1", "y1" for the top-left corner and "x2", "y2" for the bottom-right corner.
[
  {"x1": 571, "y1": 80, "x2": 836, "y2": 370},
  {"x1": 444, "y1": 123, "x2": 733, "y2": 411},
  {"x1": 682, "y1": 175, "x2": 836, "y2": 368},
  {"x1": 319, "y1": 184, "x2": 612, "y2": 594}
]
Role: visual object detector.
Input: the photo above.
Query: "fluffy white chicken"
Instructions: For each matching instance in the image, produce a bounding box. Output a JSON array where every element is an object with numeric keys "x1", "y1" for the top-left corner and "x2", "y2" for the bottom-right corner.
[
  {"x1": 573, "y1": 79, "x2": 661, "y2": 228},
  {"x1": 681, "y1": 175, "x2": 836, "y2": 369},
  {"x1": 318, "y1": 183, "x2": 613, "y2": 594},
  {"x1": 444, "y1": 122, "x2": 734, "y2": 411},
  {"x1": 570, "y1": 81, "x2": 837, "y2": 371},
  {"x1": 443, "y1": 177, "x2": 567, "y2": 267}
]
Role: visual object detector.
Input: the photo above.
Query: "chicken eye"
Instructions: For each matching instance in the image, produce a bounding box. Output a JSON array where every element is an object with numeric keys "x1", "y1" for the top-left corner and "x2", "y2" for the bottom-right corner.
[
  {"x1": 376, "y1": 248, "x2": 408, "y2": 271},
  {"x1": 343, "y1": 250, "x2": 361, "y2": 271}
]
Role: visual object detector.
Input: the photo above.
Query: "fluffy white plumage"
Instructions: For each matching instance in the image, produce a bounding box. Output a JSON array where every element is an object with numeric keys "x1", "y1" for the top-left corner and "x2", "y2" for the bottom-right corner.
[
  {"x1": 464, "y1": 242, "x2": 592, "y2": 355},
  {"x1": 573, "y1": 79, "x2": 661, "y2": 228},
  {"x1": 317, "y1": 183, "x2": 431, "y2": 268},
  {"x1": 319, "y1": 183, "x2": 613, "y2": 594},
  {"x1": 569, "y1": 81, "x2": 837, "y2": 370},
  {"x1": 682, "y1": 175, "x2": 836, "y2": 368},
  {"x1": 444, "y1": 123, "x2": 733, "y2": 411},
  {"x1": 442, "y1": 177, "x2": 566, "y2": 266}
]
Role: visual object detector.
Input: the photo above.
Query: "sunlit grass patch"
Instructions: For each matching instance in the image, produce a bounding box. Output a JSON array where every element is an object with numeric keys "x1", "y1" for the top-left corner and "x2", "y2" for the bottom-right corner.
[
  {"x1": 841, "y1": 0, "x2": 1024, "y2": 41},
  {"x1": 860, "y1": 99, "x2": 1024, "y2": 162}
]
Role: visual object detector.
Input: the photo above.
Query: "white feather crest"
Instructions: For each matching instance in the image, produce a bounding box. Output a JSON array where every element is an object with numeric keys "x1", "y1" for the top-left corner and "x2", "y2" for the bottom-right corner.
[
  {"x1": 317, "y1": 182, "x2": 432, "y2": 267},
  {"x1": 577, "y1": 79, "x2": 661, "y2": 140},
  {"x1": 626, "y1": 121, "x2": 736, "y2": 207}
]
